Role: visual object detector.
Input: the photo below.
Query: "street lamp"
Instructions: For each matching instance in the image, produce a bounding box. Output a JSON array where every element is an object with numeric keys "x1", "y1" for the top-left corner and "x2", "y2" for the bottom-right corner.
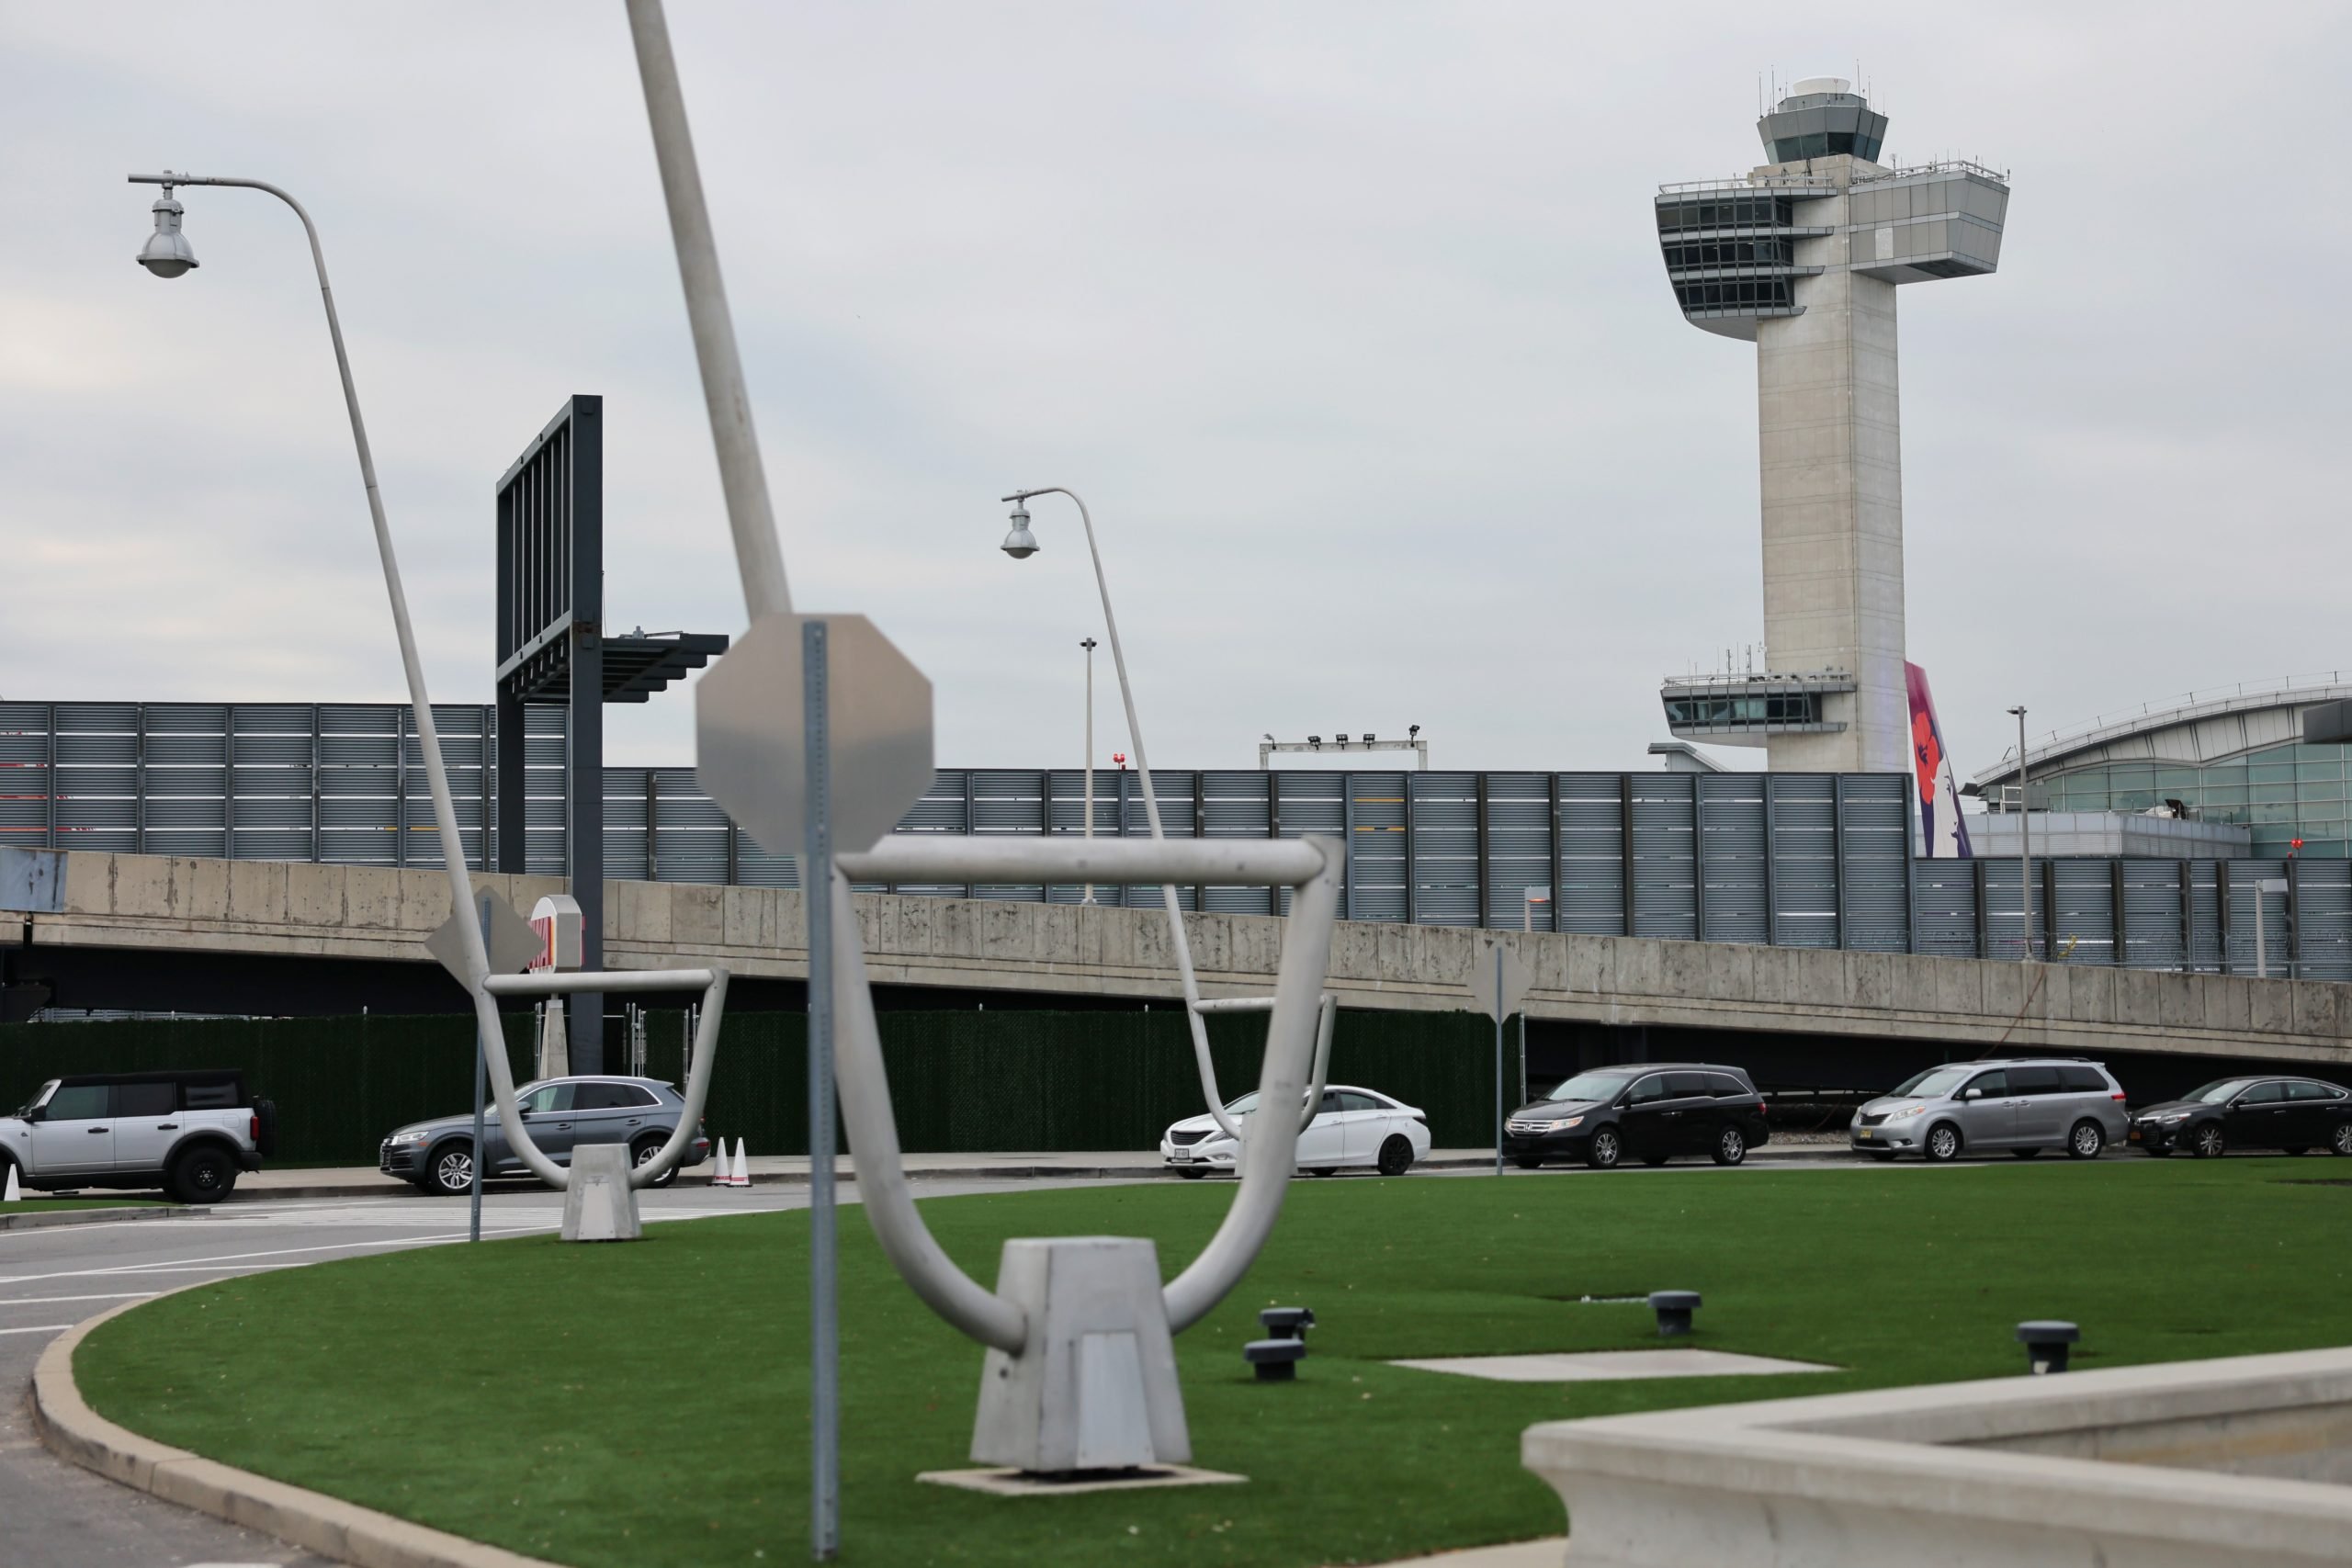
[
  {"x1": 1080, "y1": 637, "x2": 1098, "y2": 905},
  {"x1": 2007, "y1": 705, "x2": 2032, "y2": 962},
  {"x1": 125, "y1": 169, "x2": 528, "y2": 1172},
  {"x1": 999, "y1": 487, "x2": 1240, "y2": 1137}
]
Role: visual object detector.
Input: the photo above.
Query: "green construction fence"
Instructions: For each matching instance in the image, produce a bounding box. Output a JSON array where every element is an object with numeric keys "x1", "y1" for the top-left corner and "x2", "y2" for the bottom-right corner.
[{"x1": 0, "y1": 1008, "x2": 1509, "y2": 1168}]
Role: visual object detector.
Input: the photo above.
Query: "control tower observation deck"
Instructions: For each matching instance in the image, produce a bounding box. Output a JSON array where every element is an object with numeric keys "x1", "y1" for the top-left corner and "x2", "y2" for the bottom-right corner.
[{"x1": 1656, "y1": 78, "x2": 2008, "y2": 773}]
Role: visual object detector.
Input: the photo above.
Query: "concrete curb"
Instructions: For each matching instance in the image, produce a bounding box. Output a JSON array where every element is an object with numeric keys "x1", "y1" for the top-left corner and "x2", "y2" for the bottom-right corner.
[
  {"x1": 32, "y1": 1297, "x2": 567, "y2": 1568},
  {"x1": 0, "y1": 1203, "x2": 204, "y2": 1233}
]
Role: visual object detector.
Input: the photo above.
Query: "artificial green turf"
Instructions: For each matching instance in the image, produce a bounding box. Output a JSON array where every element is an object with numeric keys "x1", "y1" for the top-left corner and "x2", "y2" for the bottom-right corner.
[{"x1": 76, "y1": 1161, "x2": 2352, "y2": 1566}]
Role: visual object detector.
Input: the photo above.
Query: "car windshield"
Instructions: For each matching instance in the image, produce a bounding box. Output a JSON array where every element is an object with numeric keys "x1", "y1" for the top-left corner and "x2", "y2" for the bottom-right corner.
[
  {"x1": 2183, "y1": 1078, "x2": 2256, "y2": 1104},
  {"x1": 1540, "y1": 1073, "x2": 1631, "y2": 1104},
  {"x1": 1889, "y1": 1066, "x2": 1973, "y2": 1099}
]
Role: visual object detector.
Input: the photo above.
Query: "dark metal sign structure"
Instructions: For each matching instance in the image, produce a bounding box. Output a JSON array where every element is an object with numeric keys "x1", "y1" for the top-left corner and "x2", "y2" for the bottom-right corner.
[{"x1": 493, "y1": 396, "x2": 725, "y2": 1068}]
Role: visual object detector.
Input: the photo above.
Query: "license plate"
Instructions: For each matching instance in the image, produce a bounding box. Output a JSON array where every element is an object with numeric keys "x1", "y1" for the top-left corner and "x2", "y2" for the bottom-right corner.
[
  {"x1": 1855, "y1": 1130, "x2": 1871, "y2": 1139},
  {"x1": 1171, "y1": 1148, "x2": 1192, "y2": 1161}
]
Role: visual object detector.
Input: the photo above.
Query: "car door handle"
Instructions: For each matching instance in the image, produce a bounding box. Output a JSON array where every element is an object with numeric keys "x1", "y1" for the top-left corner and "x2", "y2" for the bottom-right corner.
[
  {"x1": 626, "y1": 1118, "x2": 643, "y2": 1126},
  {"x1": 158, "y1": 1122, "x2": 177, "y2": 1131},
  {"x1": 555, "y1": 1121, "x2": 573, "y2": 1130},
  {"x1": 87, "y1": 1126, "x2": 109, "y2": 1134}
]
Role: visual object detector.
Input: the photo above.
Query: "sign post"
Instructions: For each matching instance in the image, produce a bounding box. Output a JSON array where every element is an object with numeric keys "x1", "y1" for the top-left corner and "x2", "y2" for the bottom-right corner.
[
  {"x1": 1467, "y1": 938, "x2": 1533, "y2": 1176},
  {"x1": 804, "y1": 619, "x2": 840, "y2": 1561}
]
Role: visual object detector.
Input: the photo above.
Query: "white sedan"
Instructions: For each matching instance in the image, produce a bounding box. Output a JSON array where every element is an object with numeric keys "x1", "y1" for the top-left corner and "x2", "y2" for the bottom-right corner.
[{"x1": 1160, "y1": 1085, "x2": 1431, "y2": 1179}]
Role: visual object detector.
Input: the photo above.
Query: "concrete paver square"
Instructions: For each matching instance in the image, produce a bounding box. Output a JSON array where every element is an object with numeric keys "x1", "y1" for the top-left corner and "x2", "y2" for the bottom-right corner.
[{"x1": 1390, "y1": 1348, "x2": 1833, "y2": 1382}]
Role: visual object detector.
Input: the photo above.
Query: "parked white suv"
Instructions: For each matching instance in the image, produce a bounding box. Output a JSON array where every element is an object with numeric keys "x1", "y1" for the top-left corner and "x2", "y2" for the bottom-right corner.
[{"x1": 0, "y1": 1071, "x2": 275, "y2": 1202}]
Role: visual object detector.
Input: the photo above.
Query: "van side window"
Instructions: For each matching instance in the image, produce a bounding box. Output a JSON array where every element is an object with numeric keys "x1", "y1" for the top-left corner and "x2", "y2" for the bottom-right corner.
[
  {"x1": 183, "y1": 1081, "x2": 238, "y2": 1109},
  {"x1": 2008, "y1": 1066, "x2": 2062, "y2": 1096},
  {"x1": 2057, "y1": 1066, "x2": 2107, "y2": 1092},
  {"x1": 1704, "y1": 1073, "x2": 1746, "y2": 1097},
  {"x1": 1626, "y1": 1075, "x2": 1670, "y2": 1106},
  {"x1": 1962, "y1": 1070, "x2": 2007, "y2": 1098},
  {"x1": 1664, "y1": 1072, "x2": 1711, "y2": 1098}
]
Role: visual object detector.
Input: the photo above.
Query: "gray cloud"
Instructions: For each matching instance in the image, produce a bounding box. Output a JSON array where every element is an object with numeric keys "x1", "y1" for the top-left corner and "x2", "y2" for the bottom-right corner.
[{"x1": 3, "y1": 0, "x2": 2346, "y2": 780}]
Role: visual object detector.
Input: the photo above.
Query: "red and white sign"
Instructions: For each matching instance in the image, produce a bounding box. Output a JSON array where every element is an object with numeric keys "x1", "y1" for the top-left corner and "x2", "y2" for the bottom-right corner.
[{"x1": 529, "y1": 894, "x2": 584, "y2": 973}]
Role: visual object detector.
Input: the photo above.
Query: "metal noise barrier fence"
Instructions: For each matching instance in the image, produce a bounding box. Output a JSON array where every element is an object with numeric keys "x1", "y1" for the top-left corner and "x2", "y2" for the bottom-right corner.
[
  {"x1": 7, "y1": 703, "x2": 2347, "y2": 976},
  {"x1": 0, "y1": 1010, "x2": 1507, "y2": 1168}
]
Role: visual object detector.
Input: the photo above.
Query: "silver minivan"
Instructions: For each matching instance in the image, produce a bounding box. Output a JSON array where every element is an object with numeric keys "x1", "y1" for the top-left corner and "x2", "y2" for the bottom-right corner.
[{"x1": 1850, "y1": 1058, "x2": 2130, "y2": 1162}]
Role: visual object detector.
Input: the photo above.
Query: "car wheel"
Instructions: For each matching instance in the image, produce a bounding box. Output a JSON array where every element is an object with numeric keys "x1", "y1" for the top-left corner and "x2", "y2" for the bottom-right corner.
[
  {"x1": 1713, "y1": 1125, "x2": 1747, "y2": 1166},
  {"x1": 2332, "y1": 1124, "x2": 2352, "y2": 1157},
  {"x1": 2192, "y1": 1123, "x2": 2226, "y2": 1159},
  {"x1": 168, "y1": 1145, "x2": 237, "y2": 1205},
  {"x1": 1376, "y1": 1135, "x2": 1414, "y2": 1178},
  {"x1": 632, "y1": 1136, "x2": 679, "y2": 1189},
  {"x1": 1586, "y1": 1127, "x2": 1622, "y2": 1169},
  {"x1": 2010, "y1": 1148, "x2": 2041, "y2": 1160},
  {"x1": 430, "y1": 1141, "x2": 477, "y2": 1195},
  {"x1": 1176, "y1": 1168, "x2": 1206, "y2": 1179},
  {"x1": 1924, "y1": 1122, "x2": 1962, "y2": 1163},
  {"x1": 1512, "y1": 1156, "x2": 1544, "y2": 1170},
  {"x1": 2068, "y1": 1121, "x2": 2105, "y2": 1160}
]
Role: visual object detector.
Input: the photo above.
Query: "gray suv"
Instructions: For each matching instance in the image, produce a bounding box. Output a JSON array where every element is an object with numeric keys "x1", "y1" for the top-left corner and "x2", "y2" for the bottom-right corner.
[
  {"x1": 1850, "y1": 1058, "x2": 2129, "y2": 1162},
  {"x1": 379, "y1": 1076, "x2": 710, "y2": 1195}
]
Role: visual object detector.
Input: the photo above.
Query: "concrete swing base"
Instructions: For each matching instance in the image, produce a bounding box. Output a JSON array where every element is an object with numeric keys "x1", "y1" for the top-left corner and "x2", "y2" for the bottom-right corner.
[
  {"x1": 917, "y1": 1464, "x2": 1247, "y2": 1498},
  {"x1": 560, "y1": 1143, "x2": 642, "y2": 1242},
  {"x1": 969, "y1": 1236, "x2": 1192, "y2": 1473}
]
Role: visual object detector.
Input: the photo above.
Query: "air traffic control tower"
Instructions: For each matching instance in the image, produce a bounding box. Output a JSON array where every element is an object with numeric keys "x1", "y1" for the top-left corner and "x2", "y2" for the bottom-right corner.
[{"x1": 1655, "y1": 78, "x2": 2008, "y2": 773}]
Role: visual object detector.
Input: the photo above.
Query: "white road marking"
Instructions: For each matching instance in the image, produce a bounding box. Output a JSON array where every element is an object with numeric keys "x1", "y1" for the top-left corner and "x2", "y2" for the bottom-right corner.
[
  {"x1": 0, "y1": 1292, "x2": 157, "y2": 1306},
  {"x1": 0, "y1": 1324, "x2": 74, "y2": 1336}
]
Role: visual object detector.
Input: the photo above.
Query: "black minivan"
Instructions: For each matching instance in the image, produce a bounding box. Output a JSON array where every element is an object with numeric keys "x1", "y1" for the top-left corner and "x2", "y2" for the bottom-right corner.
[{"x1": 1502, "y1": 1063, "x2": 1770, "y2": 1170}]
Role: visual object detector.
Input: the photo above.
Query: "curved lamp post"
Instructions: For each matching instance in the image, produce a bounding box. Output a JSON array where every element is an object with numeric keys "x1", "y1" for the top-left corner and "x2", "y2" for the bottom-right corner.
[
  {"x1": 124, "y1": 171, "x2": 719, "y2": 1190},
  {"x1": 1001, "y1": 489, "x2": 1329, "y2": 1141}
]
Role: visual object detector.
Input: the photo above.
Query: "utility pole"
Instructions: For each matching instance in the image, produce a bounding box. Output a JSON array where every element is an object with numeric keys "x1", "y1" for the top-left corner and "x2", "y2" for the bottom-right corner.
[{"x1": 2007, "y1": 705, "x2": 2031, "y2": 962}]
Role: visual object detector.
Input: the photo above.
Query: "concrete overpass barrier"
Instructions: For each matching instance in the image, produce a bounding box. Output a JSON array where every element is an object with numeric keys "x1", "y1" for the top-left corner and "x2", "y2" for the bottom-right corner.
[{"x1": 19, "y1": 851, "x2": 2351, "y2": 1066}]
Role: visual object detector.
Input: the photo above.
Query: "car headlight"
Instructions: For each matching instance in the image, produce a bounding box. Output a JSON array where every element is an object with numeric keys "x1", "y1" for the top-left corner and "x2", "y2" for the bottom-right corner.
[
  {"x1": 387, "y1": 1130, "x2": 430, "y2": 1145},
  {"x1": 1874, "y1": 1104, "x2": 1925, "y2": 1121},
  {"x1": 1555, "y1": 1115, "x2": 1584, "y2": 1130},
  {"x1": 2156, "y1": 1111, "x2": 2192, "y2": 1123}
]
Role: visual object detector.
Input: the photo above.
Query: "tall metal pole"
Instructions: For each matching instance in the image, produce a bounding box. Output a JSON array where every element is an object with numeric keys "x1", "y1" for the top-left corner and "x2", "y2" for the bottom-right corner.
[
  {"x1": 2009, "y1": 705, "x2": 2031, "y2": 962},
  {"x1": 469, "y1": 890, "x2": 492, "y2": 1244},
  {"x1": 804, "y1": 620, "x2": 839, "y2": 1561},
  {"x1": 1004, "y1": 486, "x2": 1237, "y2": 1137},
  {"x1": 1081, "y1": 637, "x2": 1098, "y2": 906},
  {"x1": 124, "y1": 171, "x2": 513, "y2": 1158},
  {"x1": 1494, "y1": 945, "x2": 1506, "y2": 1178}
]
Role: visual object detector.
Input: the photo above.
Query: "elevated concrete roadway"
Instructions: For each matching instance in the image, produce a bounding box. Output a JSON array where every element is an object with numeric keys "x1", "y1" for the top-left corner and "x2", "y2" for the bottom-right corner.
[{"x1": 17, "y1": 851, "x2": 2352, "y2": 1068}]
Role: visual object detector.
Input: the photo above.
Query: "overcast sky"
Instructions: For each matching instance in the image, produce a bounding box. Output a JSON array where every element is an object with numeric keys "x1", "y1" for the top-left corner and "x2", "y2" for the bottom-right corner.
[{"x1": 5, "y1": 2, "x2": 2348, "y2": 784}]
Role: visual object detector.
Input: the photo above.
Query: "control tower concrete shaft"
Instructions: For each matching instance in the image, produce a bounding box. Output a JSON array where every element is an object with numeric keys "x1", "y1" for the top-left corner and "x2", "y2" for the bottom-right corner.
[{"x1": 1655, "y1": 77, "x2": 2008, "y2": 773}]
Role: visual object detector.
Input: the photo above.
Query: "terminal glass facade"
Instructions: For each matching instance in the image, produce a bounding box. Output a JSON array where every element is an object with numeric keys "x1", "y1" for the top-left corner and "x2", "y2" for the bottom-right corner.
[{"x1": 2026, "y1": 741, "x2": 2352, "y2": 858}]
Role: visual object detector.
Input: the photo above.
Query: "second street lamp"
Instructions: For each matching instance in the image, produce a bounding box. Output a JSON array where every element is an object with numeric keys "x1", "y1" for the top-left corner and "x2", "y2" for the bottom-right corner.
[{"x1": 998, "y1": 487, "x2": 1240, "y2": 1138}]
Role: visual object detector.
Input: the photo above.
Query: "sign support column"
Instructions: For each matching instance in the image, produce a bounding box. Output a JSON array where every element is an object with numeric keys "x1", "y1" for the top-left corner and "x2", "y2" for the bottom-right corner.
[{"x1": 805, "y1": 619, "x2": 840, "y2": 1561}]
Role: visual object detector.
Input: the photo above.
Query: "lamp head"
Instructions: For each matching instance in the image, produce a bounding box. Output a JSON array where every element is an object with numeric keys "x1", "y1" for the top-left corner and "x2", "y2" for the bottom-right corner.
[
  {"x1": 1001, "y1": 502, "x2": 1039, "y2": 559},
  {"x1": 137, "y1": 184, "x2": 198, "y2": 278}
]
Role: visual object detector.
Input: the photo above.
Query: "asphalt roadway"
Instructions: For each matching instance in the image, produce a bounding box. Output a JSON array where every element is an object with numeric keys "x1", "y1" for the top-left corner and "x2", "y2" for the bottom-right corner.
[
  {"x1": 0, "y1": 1179, "x2": 1066, "y2": 1568},
  {"x1": 0, "y1": 1149, "x2": 1884, "y2": 1567}
]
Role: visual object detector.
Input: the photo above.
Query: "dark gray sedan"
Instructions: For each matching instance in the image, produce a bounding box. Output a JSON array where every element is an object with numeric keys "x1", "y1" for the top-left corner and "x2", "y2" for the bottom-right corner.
[{"x1": 379, "y1": 1076, "x2": 712, "y2": 1195}]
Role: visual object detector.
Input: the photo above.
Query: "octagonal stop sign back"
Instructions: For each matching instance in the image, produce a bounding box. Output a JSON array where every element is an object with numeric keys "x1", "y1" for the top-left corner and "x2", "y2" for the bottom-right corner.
[{"x1": 695, "y1": 611, "x2": 934, "y2": 856}]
